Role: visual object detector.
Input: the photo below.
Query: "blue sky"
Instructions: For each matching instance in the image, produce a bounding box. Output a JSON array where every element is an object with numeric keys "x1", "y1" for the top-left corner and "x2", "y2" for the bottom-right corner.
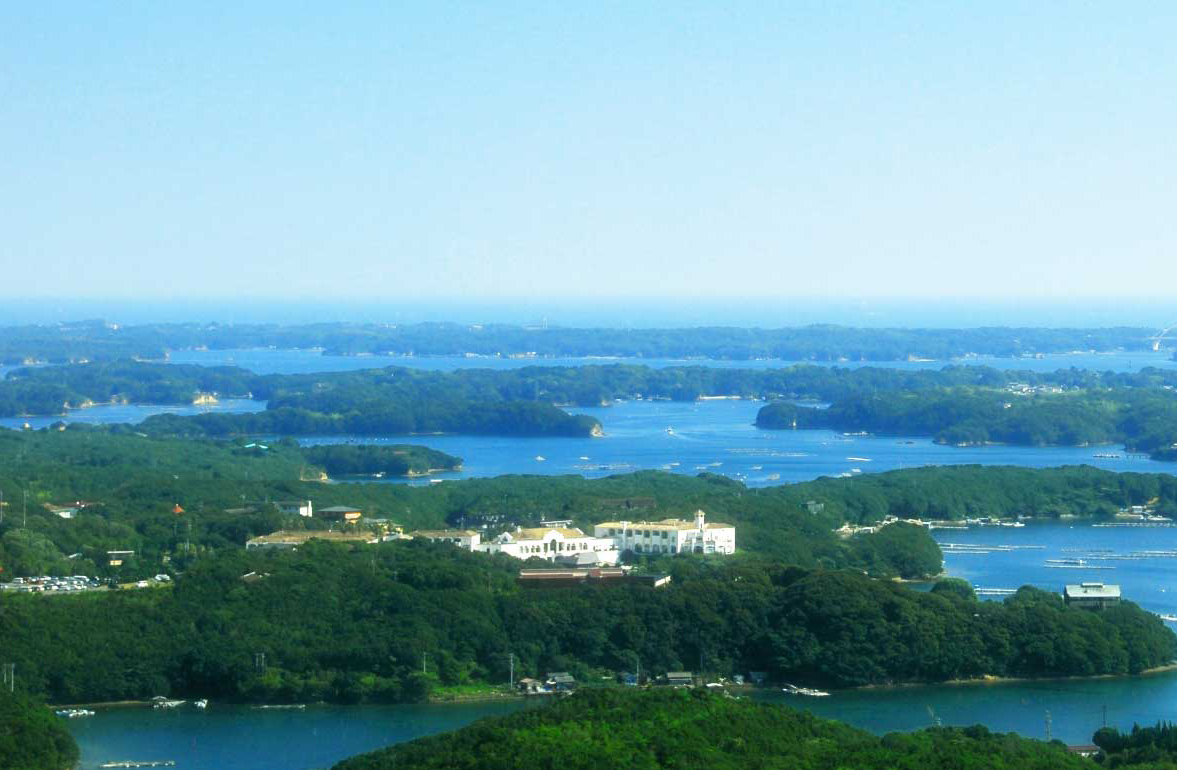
[{"x1": 2, "y1": 3, "x2": 1175, "y2": 303}]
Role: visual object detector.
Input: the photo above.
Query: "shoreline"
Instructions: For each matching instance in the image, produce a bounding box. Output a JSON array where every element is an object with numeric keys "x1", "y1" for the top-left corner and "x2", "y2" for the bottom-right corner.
[
  {"x1": 852, "y1": 661, "x2": 1177, "y2": 692},
  {"x1": 55, "y1": 663, "x2": 1177, "y2": 710}
]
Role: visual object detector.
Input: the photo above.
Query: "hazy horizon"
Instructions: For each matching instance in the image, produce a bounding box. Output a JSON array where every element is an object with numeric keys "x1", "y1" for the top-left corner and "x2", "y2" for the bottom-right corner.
[
  {"x1": 3, "y1": 4, "x2": 1176, "y2": 302},
  {"x1": 1, "y1": 295, "x2": 1174, "y2": 330}
]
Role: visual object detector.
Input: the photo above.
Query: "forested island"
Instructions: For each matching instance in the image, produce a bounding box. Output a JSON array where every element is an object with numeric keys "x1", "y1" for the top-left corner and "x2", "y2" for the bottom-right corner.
[
  {"x1": 0, "y1": 362, "x2": 603, "y2": 439},
  {"x1": 0, "y1": 690, "x2": 78, "y2": 770},
  {"x1": 0, "y1": 319, "x2": 1165, "y2": 364},
  {"x1": 7, "y1": 360, "x2": 1177, "y2": 416},
  {"x1": 757, "y1": 384, "x2": 1177, "y2": 460},
  {"x1": 333, "y1": 689, "x2": 1098, "y2": 770},
  {"x1": 1, "y1": 542, "x2": 1171, "y2": 705},
  {"x1": 302, "y1": 444, "x2": 461, "y2": 477},
  {"x1": 5, "y1": 360, "x2": 1177, "y2": 455}
]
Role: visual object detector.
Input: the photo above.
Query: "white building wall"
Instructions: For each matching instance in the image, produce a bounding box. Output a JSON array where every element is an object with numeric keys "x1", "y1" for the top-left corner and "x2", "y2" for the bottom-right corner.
[
  {"x1": 593, "y1": 516, "x2": 736, "y2": 556},
  {"x1": 478, "y1": 529, "x2": 619, "y2": 565}
]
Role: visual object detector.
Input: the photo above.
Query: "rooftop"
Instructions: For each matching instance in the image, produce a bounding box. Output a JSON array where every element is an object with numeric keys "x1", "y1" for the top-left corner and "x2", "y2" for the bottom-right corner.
[
  {"x1": 247, "y1": 530, "x2": 376, "y2": 546},
  {"x1": 597, "y1": 517, "x2": 733, "y2": 532},
  {"x1": 512, "y1": 526, "x2": 588, "y2": 540},
  {"x1": 1065, "y1": 582, "x2": 1122, "y2": 599}
]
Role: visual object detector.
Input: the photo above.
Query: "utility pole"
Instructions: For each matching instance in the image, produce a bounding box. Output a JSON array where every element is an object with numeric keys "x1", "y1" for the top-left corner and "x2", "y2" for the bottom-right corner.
[
  {"x1": 255, "y1": 652, "x2": 266, "y2": 674},
  {"x1": 22, "y1": 489, "x2": 27, "y2": 527},
  {"x1": 1, "y1": 488, "x2": 4, "y2": 524},
  {"x1": 422, "y1": 652, "x2": 428, "y2": 675},
  {"x1": 2, "y1": 663, "x2": 14, "y2": 693},
  {"x1": 507, "y1": 653, "x2": 514, "y2": 688}
]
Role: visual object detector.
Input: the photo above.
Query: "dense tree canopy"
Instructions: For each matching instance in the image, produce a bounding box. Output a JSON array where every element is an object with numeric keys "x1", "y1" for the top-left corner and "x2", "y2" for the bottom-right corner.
[
  {"x1": 332, "y1": 689, "x2": 1095, "y2": 770},
  {"x1": 758, "y1": 384, "x2": 1177, "y2": 460},
  {"x1": 0, "y1": 691, "x2": 79, "y2": 770},
  {"x1": 6, "y1": 425, "x2": 1177, "y2": 581},
  {"x1": 301, "y1": 444, "x2": 461, "y2": 477},
  {"x1": 1, "y1": 545, "x2": 1170, "y2": 705}
]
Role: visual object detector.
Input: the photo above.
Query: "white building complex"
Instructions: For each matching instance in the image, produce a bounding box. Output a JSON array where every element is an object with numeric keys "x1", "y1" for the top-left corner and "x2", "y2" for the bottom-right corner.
[
  {"x1": 410, "y1": 511, "x2": 734, "y2": 564},
  {"x1": 481, "y1": 526, "x2": 621, "y2": 566},
  {"x1": 593, "y1": 510, "x2": 736, "y2": 556}
]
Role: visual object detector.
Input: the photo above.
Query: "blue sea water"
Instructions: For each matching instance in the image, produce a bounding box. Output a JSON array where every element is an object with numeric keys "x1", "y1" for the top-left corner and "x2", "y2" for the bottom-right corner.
[
  {"x1": 164, "y1": 347, "x2": 1177, "y2": 375},
  {"x1": 301, "y1": 399, "x2": 1173, "y2": 487},
  {"x1": 1, "y1": 395, "x2": 1169, "y2": 486},
  {"x1": 66, "y1": 701, "x2": 530, "y2": 770}
]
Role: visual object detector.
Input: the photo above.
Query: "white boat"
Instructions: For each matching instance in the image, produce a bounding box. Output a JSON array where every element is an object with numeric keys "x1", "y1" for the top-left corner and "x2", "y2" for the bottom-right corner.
[
  {"x1": 783, "y1": 684, "x2": 830, "y2": 697},
  {"x1": 666, "y1": 427, "x2": 674, "y2": 434},
  {"x1": 534, "y1": 455, "x2": 546, "y2": 462},
  {"x1": 55, "y1": 708, "x2": 95, "y2": 718},
  {"x1": 846, "y1": 456, "x2": 872, "y2": 462},
  {"x1": 194, "y1": 699, "x2": 208, "y2": 709},
  {"x1": 152, "y1": 700, "x2": 185, "y2": 709},
  {"x1": 579, "y1": 456, "x2": 590, "y2": 460}
]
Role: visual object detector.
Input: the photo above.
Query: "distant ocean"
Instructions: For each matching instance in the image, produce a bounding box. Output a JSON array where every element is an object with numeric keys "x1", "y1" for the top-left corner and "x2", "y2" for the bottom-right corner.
[{"x1": 2, "y1": 296, "x2": 1174, "y2": 329}]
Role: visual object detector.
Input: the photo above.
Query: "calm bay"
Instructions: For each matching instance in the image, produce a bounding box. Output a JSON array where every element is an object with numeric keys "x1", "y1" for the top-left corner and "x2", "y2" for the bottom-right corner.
[{"x1": 30, "y1": 346, "x2": 1177, "y2": 763}]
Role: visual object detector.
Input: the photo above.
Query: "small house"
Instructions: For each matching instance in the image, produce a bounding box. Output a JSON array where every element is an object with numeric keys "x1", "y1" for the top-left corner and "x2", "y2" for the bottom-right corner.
[
  {"x1": 666, "y1": 671, "x2": 694, "y2": 687},
  {"x1": 318, "y1": 505, "x2": 363, "y2": 522},
  {"x1": 276, "y1": 500, "x2": 314, "y2": 518},
  {"x1": 545, "y1": 672, "x2": 576, "y2": 692},
  {"x1": 410, "y1": 529, "x2": 482, "y2": 549},
  {"x1": 516, "y1": 678, "x2": 546, "y2": 695}
]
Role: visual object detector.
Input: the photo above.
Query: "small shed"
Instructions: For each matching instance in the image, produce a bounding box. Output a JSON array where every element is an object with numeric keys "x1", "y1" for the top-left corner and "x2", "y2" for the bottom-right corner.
[
  {"x1": 666, "y1": 671, "x2": 694, "y2": 687},
  {"x1": 545, "y1": 672, "x2": 576, "y2": 692}
]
